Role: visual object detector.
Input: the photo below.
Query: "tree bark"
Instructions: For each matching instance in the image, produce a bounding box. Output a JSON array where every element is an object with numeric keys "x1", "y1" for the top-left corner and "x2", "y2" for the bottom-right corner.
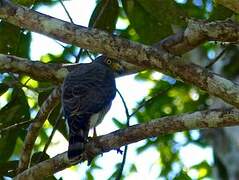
[{"x1": 15, "y1": 108, "x2": 239, "y2": 179}]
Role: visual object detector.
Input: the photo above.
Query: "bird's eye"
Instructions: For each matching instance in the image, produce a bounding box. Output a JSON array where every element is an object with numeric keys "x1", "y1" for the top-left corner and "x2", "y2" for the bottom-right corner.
[{"x1": 106, "y1": 59, "x2": 112, "y2": 64}]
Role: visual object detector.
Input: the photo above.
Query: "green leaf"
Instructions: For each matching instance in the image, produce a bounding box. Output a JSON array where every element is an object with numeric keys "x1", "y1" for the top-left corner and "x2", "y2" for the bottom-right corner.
[
  {"x1": 89, "y1": 0, "x2": 119, "y2": 33},
  {"x1": 0, "y1": 160, "x2": 18, "y2": 178},
  {"x1": 0, "y1": 83, "x2": 9, "y2": 96},
  {"x1": 13, "y1": 0, "x2": 35, "y2": 6},
  {"x1": 0, "y1": 88, "x2": 30, "y2": 129},
  {"x1": 33, "y1": 0, "x2": 59, "y2": 9},
  {"x1": 209, "y1": 4, "x2": 233, "y2": 20},
  {"x1": 108, "y1": 163, "x2": 125, "y2": 180},
  {"x1": 122, "y1": 0, "x2": 185, "y2": 44},
  {"x1": 86, "y1": 171, "x2": 94, "y2": 180},
  {"x1": 136, "y1": 140, "x2": 155, "y2": 154},
  {"x1": 137, "y1": 0, "x2": 186, "y2": 26},
  {"x1": 129, "y1": 164, "x2": 137, "y2": 173},
  {"x1": 0, "y1": 130, "x2": 19, "y2": 163},
  {"x1": 178, "y1": 1, "x2": 205, "y2": 19},
  {"x1": 112, "y1": 118, "x2": 126, "y2": 129},
  {"x1": 0, "y1": 22, "x2": 31, "y2": 58},
  {"x1": 174, "y1": 170, "x2": 192, "y2": 180},
  {"x1": 191, "y1": 160, "x2": 212, "y2": 179},
  {"x1": 0, "y1": 88, "x2": 30, "y2": 163}
]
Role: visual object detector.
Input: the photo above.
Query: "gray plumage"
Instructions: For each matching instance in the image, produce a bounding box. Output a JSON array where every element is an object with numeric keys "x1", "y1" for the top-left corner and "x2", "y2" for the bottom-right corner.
[{"x1": 62, "y1": 56, "x2": 117, "y2": 161}]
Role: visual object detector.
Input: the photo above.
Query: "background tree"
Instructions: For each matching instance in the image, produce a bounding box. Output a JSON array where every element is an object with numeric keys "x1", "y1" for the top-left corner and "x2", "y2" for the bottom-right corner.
[{"x1": 0, "y1": 0, "x2": 239, "y2": 179}]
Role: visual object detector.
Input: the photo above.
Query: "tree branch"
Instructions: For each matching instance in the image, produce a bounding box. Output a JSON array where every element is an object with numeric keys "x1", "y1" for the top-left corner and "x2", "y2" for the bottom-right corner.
[
  {"x1": 14, "y1": 108, "x2": 239, "y2": 179},
  {"x1": 205, "y1": 47, "x2": 227, "y2": 68},
  {"x1": 0, "y1": 54, "x2": 67, "y2": 83},
  {"x1": 1, "y1": 1, "x2": 238, "y2": 55},
  {"x1": 17, "y1": 87, "x2": 61, "y2": 173},
  {"x1": 1, "y1": 1, "x2": 239, "y2": 109},
  {"x1": 0, "y1": 119, "x2": 32, "y2": 134}
]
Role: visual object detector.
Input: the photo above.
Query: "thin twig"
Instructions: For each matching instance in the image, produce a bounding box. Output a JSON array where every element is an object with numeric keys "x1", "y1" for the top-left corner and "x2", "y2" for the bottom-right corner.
[
  {"x1": 205, "y1": 47, "x2": 227, "y2": 68},
  {"x1": 76, "y1": 0, "x2": 110, "y2": 64},
  {"x1": 6, "y1": 76, "x2": 55, "y2": 93},
  {"x1": 52, "y1": 0, "x2": 109, "y2": 64},
  {"x1": 116, "y1": 89, "x2": 130, "y2": 180},
  {"x1": 116, "y1": 145, "x2": 128, "y2": 180},
  {"x1": 37, "y1": 109, "x2": 63, "y2": 162},
  {"x1": 59, "y1": 0, "x2": 74, "y2": 24},
  {"x1": 85, "y1": 50, "x2": 94, "y2": 62},
  {"x1": 115, "y1": 85, "x2": 172, "y2": 180},
  {"x1": 129, "y1": 86, "x2": 172, "y2": 118},
  {"x1": 75, "y1": 48, "x2": 84, "y2": 63},
  {"x1": 55, "y1": 40, "x2": 68, "y2": 49},
  {"x1": 117, "y1": 89, "x2": 130, "y2": 119},
  {"x1": 23, "y1": 77, "x2": 31, "y2": 86},
  {"x1": 0, "y1": 119, "x2": 32, "y2": 135}
]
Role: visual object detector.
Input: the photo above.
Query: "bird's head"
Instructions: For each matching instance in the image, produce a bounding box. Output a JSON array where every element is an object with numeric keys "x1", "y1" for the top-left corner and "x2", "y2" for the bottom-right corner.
[{"x1": 94, "y1": 55, "x2": 125, "y2": 75}]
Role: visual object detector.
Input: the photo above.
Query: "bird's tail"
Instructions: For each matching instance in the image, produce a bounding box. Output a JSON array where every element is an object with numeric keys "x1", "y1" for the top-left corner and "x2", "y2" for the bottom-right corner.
[{"x1": 67, "y1": 115, "x2": 90, "y2": 161}]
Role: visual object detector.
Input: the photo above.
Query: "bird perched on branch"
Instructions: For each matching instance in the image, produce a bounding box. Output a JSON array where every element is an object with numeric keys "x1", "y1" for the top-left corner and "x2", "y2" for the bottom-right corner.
[{"x1": 62, "y1": 56, "x2": 124, "y2": 161}]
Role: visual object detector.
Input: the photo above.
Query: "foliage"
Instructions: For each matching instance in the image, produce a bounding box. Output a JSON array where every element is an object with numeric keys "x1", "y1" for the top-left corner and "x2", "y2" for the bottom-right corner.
[{"x1": 0, "y1": 0, "x2": 237, "y2": 179}]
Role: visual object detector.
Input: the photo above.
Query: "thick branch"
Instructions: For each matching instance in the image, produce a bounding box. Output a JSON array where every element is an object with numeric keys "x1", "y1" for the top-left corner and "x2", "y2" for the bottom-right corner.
[
  {"x1": 1, "y1": 1, "x2": 238, "y2": 55},
  {"x1": 1, "y1": 2, "x2": 239, "y2": 108},
  {"x1": 185, "y1": 19, "x2": 239, "y2": 42},
  {"x1": 0, "y1": 53, "x2": 139, "y2": 82},
  {"x1": 0, "y1": 54, "x2": 67, "y2": 83},
  {"x1": 14, "y1": 108, "x2": 239, "y2": 179},
  {"x1": 17, "y1": 87, "x2": 61, "y2": 173}
]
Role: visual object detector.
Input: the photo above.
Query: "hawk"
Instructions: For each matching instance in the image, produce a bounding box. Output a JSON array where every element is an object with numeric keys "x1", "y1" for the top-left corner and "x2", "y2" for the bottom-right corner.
[{"x1": 62, "y1": 56, "x2": 123, "y2": 161}]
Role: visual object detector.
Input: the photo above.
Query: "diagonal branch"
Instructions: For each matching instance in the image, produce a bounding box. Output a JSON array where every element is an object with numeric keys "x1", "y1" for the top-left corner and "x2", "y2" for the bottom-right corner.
[
  {"x1": 17, "y1": 87, "x2": 61, "y2": 173},
  {"x1": 0, "y1": 119, "x2": 32, "y2": 134},
  {"x1": 205, "y1": 47, "x2": 227, "y2": 68},
  {"x1": 14, "y1": 108, "x2": 239, "y2": 179},
  {"x1": 1, "y1": 1, "x2": 239, "y2": 109},
  {"x1": 58, "y1": 0, "x2": 74, "y2": 24},
  {"x1": 1, "y1": 1, "x2": 238, "y2": 55}
]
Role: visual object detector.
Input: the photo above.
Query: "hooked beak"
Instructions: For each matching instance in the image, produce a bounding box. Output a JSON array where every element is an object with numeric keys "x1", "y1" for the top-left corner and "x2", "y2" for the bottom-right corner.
[{"x1": 112, "y1": 61, "x2": 125, "y2": 75}]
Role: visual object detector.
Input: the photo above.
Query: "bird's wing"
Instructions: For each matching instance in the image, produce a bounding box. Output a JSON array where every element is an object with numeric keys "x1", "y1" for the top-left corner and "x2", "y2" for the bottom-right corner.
[{"x1": 62, "y1": 63, "x2": 116, "y2": 118}]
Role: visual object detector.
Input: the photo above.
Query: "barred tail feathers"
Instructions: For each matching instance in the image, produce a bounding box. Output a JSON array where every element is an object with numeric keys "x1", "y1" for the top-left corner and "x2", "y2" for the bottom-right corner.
[{"x1": 67, "y1": 115, "x2": 90, "y2": 161}]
